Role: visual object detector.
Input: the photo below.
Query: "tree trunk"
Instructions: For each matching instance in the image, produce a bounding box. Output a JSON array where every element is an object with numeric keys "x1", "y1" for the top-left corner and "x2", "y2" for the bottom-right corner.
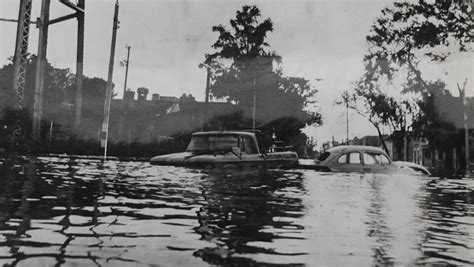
[
  {"x1": 403, "y1": 133, "x2": 408, "y2": 161},
  {"x1": 431, "y1": 148, "x2": 437, "y2": 168}
]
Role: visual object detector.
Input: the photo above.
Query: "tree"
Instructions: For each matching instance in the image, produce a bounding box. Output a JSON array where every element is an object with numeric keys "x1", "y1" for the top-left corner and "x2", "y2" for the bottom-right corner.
[
  {"x1": 410, "y1": 79, "x2": 463, "y2": 167},
  {"x1": 0, "y1": 55, "x2": 74, "y2": 124},
  {"x1": 364, "y1": 0, "x2": 473, "y2": 98},
  {"x1": 0, "y1": 55, "x2": 108, "y2": 143},
  {"x1": 341, "y1": 81, "x2": 410, "y2": 156},
  {"x1": 366, "y1": 0, "x2": 472, "y2": 84},
  {"x1": 179, "y1": 93, "x2": 196, "y2": 103},
  {"x1": 207, "y1": 5, "x2": 277, "y2": 108},
  {"x1": 205, "y1": 5, "x2": 321, "y2": 143},
  {"x1": 350, "y1": 0, "x2": 473, "y2": 160}
]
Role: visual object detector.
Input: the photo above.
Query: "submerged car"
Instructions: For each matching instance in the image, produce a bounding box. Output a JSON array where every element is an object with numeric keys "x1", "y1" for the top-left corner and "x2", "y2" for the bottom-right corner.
[
  {"x1": 393, "y1": 161, "x2": 431, "y2": 175},
  {"x1": 150, "y1": 131, "x2": 298, "y2": 170},
  {"x1": 311, "y1": 145, "x2": 429, "y2": 175}
]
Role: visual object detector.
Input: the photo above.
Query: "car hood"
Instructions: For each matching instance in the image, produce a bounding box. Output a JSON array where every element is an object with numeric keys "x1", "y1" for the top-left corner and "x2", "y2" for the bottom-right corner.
[{"x1": 150, "y1": 152, "x2": 218, "y2": 165}]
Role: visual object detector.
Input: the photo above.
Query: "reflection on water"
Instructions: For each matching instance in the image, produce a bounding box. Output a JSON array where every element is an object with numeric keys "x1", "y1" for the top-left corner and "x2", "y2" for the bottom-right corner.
[
  {"x1": 194, "y1": 171, "x2": 306, "y2": 265},
  {"x1": 0, "y1": 157, "x2": 472, "y2": 266}
]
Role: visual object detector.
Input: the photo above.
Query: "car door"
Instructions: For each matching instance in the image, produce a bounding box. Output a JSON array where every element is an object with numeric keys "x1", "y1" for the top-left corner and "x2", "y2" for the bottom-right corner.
[{"x1": 331, "y1": 151, "x2": 363, "y2": 173}]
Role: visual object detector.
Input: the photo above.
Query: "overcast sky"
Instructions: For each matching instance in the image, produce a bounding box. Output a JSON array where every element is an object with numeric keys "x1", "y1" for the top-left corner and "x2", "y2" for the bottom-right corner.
[{"x1": 0, "y1": 0, "x2": 472, "y2": 145}]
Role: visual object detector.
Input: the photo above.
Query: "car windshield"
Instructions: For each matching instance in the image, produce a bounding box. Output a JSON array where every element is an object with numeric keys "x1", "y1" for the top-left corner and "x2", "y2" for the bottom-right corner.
[{"x1": 186, "y1": 135, "x2": 238, "y2": 152}]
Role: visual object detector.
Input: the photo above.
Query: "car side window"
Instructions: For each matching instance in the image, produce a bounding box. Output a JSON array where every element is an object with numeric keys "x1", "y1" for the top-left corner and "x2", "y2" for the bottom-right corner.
[
  {"x1": 364, "y1": 153, "x2": 377, "y2": 165},
  {"x1": 337, "y1": 154, "x2": 347, "y2": 164},
  {"x1": 363, "y1": 152, "x2": 391, "y2": 165},
  {"x1": 243, "y1": 136, "x2": 258, "y2": 154},
  {"x1": 348, "y1": 152, "x2": 361, "y2": 164}
]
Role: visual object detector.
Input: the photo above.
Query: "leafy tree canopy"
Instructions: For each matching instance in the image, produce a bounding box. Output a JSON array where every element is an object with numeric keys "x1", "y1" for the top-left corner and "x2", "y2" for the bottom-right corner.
[
  {"x1": 179, "y1": 93, "x2": 196, "y2": 102},
  {"x1": 0, "y1": 55, "x2": 108, "y2": 131},
  {"x1": 205, "y1": 5, "x2": 321, "y2": 136},
  {"x1": 345, "y1": 1, "x2": 472, "y2": 157},
  {"x1": 365, "y1": 0, "x2": 473, "y2": 80},
  {"x1": 208, "y1": 5, "x2": 275, "y2": 61}
]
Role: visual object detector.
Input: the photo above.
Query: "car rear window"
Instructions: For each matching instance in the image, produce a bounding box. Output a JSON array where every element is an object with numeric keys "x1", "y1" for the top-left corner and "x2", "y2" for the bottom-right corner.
[
  {"x1": 318, "y1": 152, "x2": 330, "y2": 161},
  {"x1": 374, "y1": 153, "x2": 390, "y2": 164},
  {"x1": 337, "y1": 154, "x2": 347, "y2": 163},
  {"x1": 380, "y1": 154, "x2": 390, "y2": 164}
]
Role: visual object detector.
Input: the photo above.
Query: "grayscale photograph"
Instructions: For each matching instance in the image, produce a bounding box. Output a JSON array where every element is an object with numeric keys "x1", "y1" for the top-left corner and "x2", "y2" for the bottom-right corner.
[{"x1": 0, "y1": 0, "x2": 473, "y2": 266}]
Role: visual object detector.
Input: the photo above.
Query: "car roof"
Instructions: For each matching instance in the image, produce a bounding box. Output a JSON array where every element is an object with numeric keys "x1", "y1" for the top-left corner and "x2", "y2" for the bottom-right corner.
[
  {"x1": 192, "y1": 131, "x2": 255, "y2": 137},
  {"x1": 326, "y1": 145, "x2": 386, "y2": 154}
]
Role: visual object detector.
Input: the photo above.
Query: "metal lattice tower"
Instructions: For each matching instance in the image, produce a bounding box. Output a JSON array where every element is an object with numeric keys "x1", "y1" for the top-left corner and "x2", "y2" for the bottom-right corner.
[{"x1": 12, "y1": 0, "x2": 33, "y2": 110}]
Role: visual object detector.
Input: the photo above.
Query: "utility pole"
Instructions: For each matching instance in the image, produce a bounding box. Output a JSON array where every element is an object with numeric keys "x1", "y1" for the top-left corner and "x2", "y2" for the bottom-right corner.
[
  {"x1": 198, "y1": 62, "x2": 213, "y2": 130},
  {"x1": 249, "y1": 56, "x2": 273, "y2": 131},
  {"x1": 346, "y1": 100, "x2": 349, "y2": 144},
  {"x1": 122, "y1": 45, "x2": 131, "y2": 99},
  {"x1": 74, "y1": 0, "x2": 85, "y2": 130},
  {"x1": 5, "y1": 0, "x2": 34, "y2": 150},
  {"x1": 12, "y1": 0, "x2": 33, "y2": 110},
  {"x1": 341, "y1": 90, "x2": 350, "y2": 144},
  {"x1": 32, "y1": 0, "x2": 51, "y2": 140},
  {"x1": 101, "y1": 0, "x2": 120, "y2": 160},
  {"x1": 31, "y1": 0, "x2": 85, "y2": 139},
  {"x1": 204, "y1": 67, "x2": 211, "y2": 129},
  {"x1": 252, "y1": 78, "x2": 256, "y2": 131},
  {"x1": 458, "y1": 79, "x2": 470, "y2": 177},
  {"x1": 118, "y1": 44, "x2": 130, "y2": 140}
]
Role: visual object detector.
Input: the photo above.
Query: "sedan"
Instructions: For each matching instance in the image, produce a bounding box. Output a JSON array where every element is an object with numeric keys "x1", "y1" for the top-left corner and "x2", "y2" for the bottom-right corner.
[{"x1": 307, "y1": 145, "x2": 429, "y2": 175}]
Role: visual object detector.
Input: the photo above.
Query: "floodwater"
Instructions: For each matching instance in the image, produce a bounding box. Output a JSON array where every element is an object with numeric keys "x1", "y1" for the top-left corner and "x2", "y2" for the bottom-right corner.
[{"x1": 0, "y1": 157, "x2": 473, "y2": 266}]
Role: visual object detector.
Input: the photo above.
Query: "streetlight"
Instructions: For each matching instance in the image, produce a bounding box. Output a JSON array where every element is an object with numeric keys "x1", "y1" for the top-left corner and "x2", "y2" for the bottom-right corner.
[{"x1": 341, "y1": 90, "x2": 350, "y2": 144}]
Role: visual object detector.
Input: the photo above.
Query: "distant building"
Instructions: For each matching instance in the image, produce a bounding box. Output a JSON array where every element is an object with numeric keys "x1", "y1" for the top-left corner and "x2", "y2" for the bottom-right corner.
[
  {"x1": 430, "y1": 94, "x2": 473, "y2": 174},
  {"x1": 108, "y1": 88, "x2": 235, "y2": 143},
  {"x1": 348, "y1": 135, "x2": 386, "y2": 147},
  {"x1": 435, "y1": 95, "x2": 474, "y2": 129}
]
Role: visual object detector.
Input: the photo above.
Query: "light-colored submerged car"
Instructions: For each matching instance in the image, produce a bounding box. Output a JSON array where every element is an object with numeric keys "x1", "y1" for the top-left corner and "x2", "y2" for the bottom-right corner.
[
  {"x1": 150, "y1": 131, "x2": 298, "y2": 170},
  {"x1": 393, "y1": 161, "x2": 431, "y2": 175},
  {"x1": 309, "y1": 145, "x2": 430, "y2": 175}
]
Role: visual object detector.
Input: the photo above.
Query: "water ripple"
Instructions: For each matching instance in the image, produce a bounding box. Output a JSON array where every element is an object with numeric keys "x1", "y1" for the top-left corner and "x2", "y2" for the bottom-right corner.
[{"x1": 0, "y1": 157, "x2": 472, "y2": 266}]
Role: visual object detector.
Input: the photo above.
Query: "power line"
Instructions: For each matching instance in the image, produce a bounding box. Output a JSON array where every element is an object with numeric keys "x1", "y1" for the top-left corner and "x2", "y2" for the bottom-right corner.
[{"x1": 0, "y1": 18, "x2": 36, "y2": 24}]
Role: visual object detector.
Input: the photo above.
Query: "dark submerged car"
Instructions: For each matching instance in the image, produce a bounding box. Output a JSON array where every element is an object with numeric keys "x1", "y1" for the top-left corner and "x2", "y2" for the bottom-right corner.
[{"x1": 150, "y1": 131, "x2": 298, "y2": 170}]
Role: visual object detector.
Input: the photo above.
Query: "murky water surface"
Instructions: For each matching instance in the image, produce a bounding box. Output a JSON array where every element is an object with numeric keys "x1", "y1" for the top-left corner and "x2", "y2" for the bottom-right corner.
[{"x1": 0, "y1": 157, "x2": 473, "y2": 266}]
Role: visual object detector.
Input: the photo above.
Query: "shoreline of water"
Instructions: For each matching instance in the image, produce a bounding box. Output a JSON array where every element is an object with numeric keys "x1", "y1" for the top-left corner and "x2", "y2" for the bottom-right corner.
[{"x1": 1, "y1": 153, "x2": 472, "y2": 180}]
